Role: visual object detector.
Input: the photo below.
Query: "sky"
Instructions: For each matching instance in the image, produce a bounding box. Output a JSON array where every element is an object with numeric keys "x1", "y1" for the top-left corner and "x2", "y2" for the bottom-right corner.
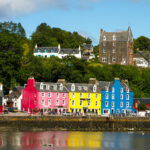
[{"x1": 0, "y1": 0, "x2": 150, "y2": 45}]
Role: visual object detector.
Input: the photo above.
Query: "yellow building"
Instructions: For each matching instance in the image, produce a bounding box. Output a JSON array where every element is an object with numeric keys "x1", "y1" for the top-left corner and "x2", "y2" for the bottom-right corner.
[{"x1": 66, "y1": 79, "x2": 101, "y2": 115}]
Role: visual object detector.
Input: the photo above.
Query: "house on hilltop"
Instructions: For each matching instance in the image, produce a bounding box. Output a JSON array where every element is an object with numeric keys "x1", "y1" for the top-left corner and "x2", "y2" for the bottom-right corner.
[{"x1": 99, "y1": 27, "x2": 134, "y2": 65}]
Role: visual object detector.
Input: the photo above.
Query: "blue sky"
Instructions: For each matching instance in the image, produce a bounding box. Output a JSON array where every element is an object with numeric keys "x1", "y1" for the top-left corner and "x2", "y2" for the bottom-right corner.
[{"x1": 0, "y1": 0, "x2": 150, "y2": 45}]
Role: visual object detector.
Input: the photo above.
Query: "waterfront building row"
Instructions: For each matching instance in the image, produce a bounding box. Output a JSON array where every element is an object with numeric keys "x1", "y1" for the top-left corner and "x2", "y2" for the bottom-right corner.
[{"x1": 21, "y1": 77, "x2": 133, "y2": 115}]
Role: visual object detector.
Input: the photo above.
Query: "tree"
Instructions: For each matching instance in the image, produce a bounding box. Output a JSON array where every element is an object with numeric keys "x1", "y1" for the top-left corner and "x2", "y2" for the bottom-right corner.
[{"x1": 138, "y1": 103, "x2": 147, "y2": 111}]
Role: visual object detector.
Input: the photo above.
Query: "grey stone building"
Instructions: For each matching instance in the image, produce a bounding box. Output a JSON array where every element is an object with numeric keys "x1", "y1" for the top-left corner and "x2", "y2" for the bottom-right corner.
[{"x1": 99, "y1": 27, "x2": 134, "y2": 65}]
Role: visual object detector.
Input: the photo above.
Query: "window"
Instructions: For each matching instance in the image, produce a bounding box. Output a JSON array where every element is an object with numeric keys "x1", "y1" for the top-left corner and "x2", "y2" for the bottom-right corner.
[
  {"x1": 126, "y1": 94, "x2": 129, "y2": 100},
  {"x1": 96, "y1": 101, "x2": 98, "y2": 106},
  {"x1": 130, "y1": 57, "x2": 132, "y2": 63},
  {"x1": 40, "y1": 83, "x2": 43, "y2": 89},
  {"x1": 71, "y1": 84, "x2": 75, "y2": 91},
  {"x1": 105, "y1": 86, "x2": 108, "y2": 92},
  {"x1": 38, "y1": 49, "x2": 41, "y2": 53},
  {"x1": 60, "y1": 84, "x2": 63, "y2": 90},
  {"x1": 122, "y1": 56, "x2": 126, "y2": 64},
  {"x1": 130, "y1": 49, "x2": 132, "y2": 54},
  {"x1": 120, "y1": 88, "x2": 123, "y2": 93},
  {"x1": 102, "y1": 57, "x2": 107, "y2": 62},
  {"x1": 126, "y1": 88, "x2": 129, "y2": 93},
  {"x1": 42, "y1": 99, "x2": 44, "y2": 104},
  {"x1": 80, "y1": 93, "x2": 82, "y2": 98},
  {"x1": 34, "y1": 100, "x2": 36, "y2": 105},
  {"x1": 96, "y1": 93, "x2": 98, "y2": 99},
  {"x1": 105, "y1": 101, "x2": 108, "y2": 107},
  {"x1": 80, "y1": 100, "x2": 82, "y2": 106},
  {"x1": 56, "y1": 100, "x2": 59, "y2": 105},
  {"x1": 72, "y1": 92, "x2": 75, "y2": 98},
  {"x1": 126, "y1": 102, "x2": 129, "y2": 107},
  {"x1": 113, "y1": 34, "x2": 116, "y2": 41},
  {"x1": 48, "y1": 92, "x2": 51, "y2": 97},
  {"x1": 112, "y1": 49, "x2": 116, "y2": 53},
  {"x1": 44, "y1": 49, "x2": 48, "y2": 53},
  {"x1": 103, "y1": 35, "x2": 106, "y2": 41},
  {"x1": 84, "y1": 86, "x2": 87, "y2": 91},
  {"x1": 63, "y1": 100, "x2": 65, "y2": 105},
  {"x1": 72, "y1": 100, "x2": 75, "y2": 106},
  {"x1": 53, "y1": 85, "x2": 57, "y2": 90},
  {"x1": 103, "y1": 49, "x2": 106, "y2": 53},
  {"x1": 56, "y1": 93, "x2": 59, "y2": 98},
  {"x1": 48, "y1": 99, "x2": 51, "y2": 105},
  {"x1": 113, "y1": 42, "x2": 116, "y2": 46},
  {"x1": 103, "y1": 42, "x2": 106, "y2": 46},
  {"x1": 34, "y1": 93, "x2": 36, "y2": 97},
  {"x1": 112, "y1": 56, "x2": 116, "y2": 63},
  {"x1": 63, "y1": 93, "x2": 65, "y2": 98},
  {"x1": 117, "y1": 109, "x2": 120, "y2": 114},
  {"x1": 112, "y1": 87, "x2": 115, "y2": 93},
  {"x1": 105, "y1": 93, "x2": 108, "y2": 99},
  {"x1": 120, "y1": 94, "x2": 123, "y2": 100},
  {"x1": 112, "y1": 94, "x2": 115, "y2": 99},
  {"x1": 112, "y1": 101, "x2": 114, "y2": 107},
  {"x1": 88, "y1": 100, "x2": 90, "y2": 106},
  {"x1": 120, "y1": 102, "x2": 123, "y2": 107},
  {"x1": 78, "y1": 86, "x2": 82, "y2": 91},
  {"x1": 46, "y1": 85, "x2": 49, "y2": 90},
  {"x1": 93, "y1": 85, "x2": 97, "y2": 92},
  {"x1": 88, "y1": 93, "x2": 90, "y2": 98},
  {"x1": 42, "y1": 92, "x2": 45, "y2": 97}
]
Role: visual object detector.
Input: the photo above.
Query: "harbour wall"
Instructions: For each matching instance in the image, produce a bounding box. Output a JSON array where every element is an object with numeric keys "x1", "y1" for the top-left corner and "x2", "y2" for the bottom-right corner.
[{"x1": 0, "y1": 116, "x2": 150, "y2": 131}]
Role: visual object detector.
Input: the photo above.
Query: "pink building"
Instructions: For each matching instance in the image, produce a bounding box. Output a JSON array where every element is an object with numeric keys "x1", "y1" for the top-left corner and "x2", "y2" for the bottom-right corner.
[{"x1": 22, "y1": 77, "x2": 69, "y2": 113}]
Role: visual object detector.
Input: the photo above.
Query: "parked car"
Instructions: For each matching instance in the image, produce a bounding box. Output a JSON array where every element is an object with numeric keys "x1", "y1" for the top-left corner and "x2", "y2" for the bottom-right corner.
[
  {"x1": 3, "y1": 109, "x2": 8, "y2": 114},
  {"x1": 8, "y1": 107, "x2": 18, "y2": 112}
]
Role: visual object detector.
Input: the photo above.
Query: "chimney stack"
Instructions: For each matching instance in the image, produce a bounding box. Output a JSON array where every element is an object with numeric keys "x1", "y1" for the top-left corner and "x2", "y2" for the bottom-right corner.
[
  {"x1": 57, "y1": 79, "x2": 66, "y2": 85},
  {"x1": 89, "y1": 78, "x2": 97, "y2": 84}
]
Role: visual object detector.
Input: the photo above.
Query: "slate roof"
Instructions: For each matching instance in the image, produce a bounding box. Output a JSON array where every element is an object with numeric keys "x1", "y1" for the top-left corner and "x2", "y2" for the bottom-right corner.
[
  {"x1": 82, "y1": 44, "x2": 93, "y2": 50},
  {"x1": 35, "y1": 82, "x2": 69, "y2": 93},
  {"x1": 134, "y1": 51, "x2": 150, "y2": 62},
  {"x1": 65, "y1": 83, "x2": 101, "y2": 93},
  {"x1": 59, "y1": 49, "x2": 80, "y2": 54},
  {"x1": 5, "y1": 86, "x2": 24, "y2": 102},
  {"x1": 99, "y1": 81, "x2": 132, "y2": 91},
  {"x1": 133, "y1": 98, "x2": 150, "y2": 104},
  {"x1": 34, "y1": 47, "x2": 59, "y2": 53}
]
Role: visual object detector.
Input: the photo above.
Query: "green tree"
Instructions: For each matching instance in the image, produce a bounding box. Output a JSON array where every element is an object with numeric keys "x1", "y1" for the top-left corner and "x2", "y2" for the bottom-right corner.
[{"x1": 138, "y1": 103, "x2": 147, "y2": 111}]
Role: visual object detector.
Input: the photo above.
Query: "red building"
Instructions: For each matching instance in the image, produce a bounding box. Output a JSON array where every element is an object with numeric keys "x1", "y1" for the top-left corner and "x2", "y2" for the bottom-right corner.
[{"x1": 0, "y1": 83, "x2": 3, "y2": 113}]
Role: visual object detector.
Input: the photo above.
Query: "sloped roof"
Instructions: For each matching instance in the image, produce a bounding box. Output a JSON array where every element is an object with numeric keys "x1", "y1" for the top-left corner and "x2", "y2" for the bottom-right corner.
[
  {"x1": 35, "y1": 82, "x2": 69, "y2": 93},
  {"x1": 34, "y1": 47, "x2": 59, "y2": 53},
  {"x1": 134, "y1": 51, "x2": 150, "y2": 62},
  {"x1": 59, "y1": 49, "x2": 80, "y2": 54},
  {"x1": 133, "y1": 98, "x2": 150, "y2": 104},
  {"x1": 82, "y1": 44, "x2": 93, "y2": 50}
]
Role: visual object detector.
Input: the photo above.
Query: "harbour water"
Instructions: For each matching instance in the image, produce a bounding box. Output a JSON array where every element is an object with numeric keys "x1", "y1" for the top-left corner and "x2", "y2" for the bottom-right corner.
[{"x1": 0, "y1": 131, "x2": 150, "y2": 150}]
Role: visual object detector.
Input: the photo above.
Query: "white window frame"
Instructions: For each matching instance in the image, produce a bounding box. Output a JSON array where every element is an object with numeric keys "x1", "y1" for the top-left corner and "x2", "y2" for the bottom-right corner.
[
  {"x1": 88, "y1": 100, "x2": 90, "y2": 106},
  {"x1": 88, "y1": 93, "x2": 90, "y2": 98},
  {"x1": 95, "y1": 101, "x2": 98, "y2": 106},
  {"x1": 56, "y1": 99, "x2": 59, "y2": 105},
  {"x1": 103, "y1": 35, "x2": 106, "y2": 41},
  {"x1": 120, "y1": 88, "x2": 123, "y2": 93},
  {"x1": 48, "y1": 99, "x2": 51, "y2": 105},
  {"x1": 126, "y1": 102, "x2": 129, "y2": 107},
  {"x1": 42, "y1": 92, "x2": 45, "y2": 97},
  {"x1": 112, "y1": 87, "x2": 115, "y2": 93},
  {"x1": 48, "y1": 92, "x2": 51, "y2": 97},
  {"x1": 105, "y1": 101, "x2": 108, "y2": 107},
  {"x1": 63, "y1": 93, "x2": 65, "y2": 98},
  {"x1": 120, "y1": 102, "x2": 123, "y2": 107},
  {"x1": 72, "y1": 92, "x2": 75, "y2": 98},
  {"x1": 71, "y1": 84, "x2": 75, "y2": 91},
  {"x1": 112, "y1": 48, "x2": 116, "y2": 53},
  {"x1": 112, "y1": 56, "x2": 116, "y2": 63},
  {"x1": 103, "y1": 49, "x2": 106, "y2": 53},
  {"x1": 80, "y1": 100, "x2": 82, "y2": 106},
  {"x1": 105, "y1": 93, "x2": 108, "y2": 99},
  {"x1": 111, "y1": 101, "x2": 114, "y2": 107},
  {"x1": 102, "y1": 57, "x2": 107, "y2": 62},
  {"x1": 80, "y1": 93, "x2": 82, "y2": 98},
  {"x1": 46, "y1": 85, "x2": 49, "y2": 90},
  {"x1": 62, "y1": 100, "x2": 65, "y2": 105},
  {"x1": 112, "y1": 94, "x2": 115, "y2": 99},
  {"x1": 42, "y1": 99, "x2": 45, "y2": 105},
  {"x1": 72, "y1": 100, "x2": 75, "y2": 106},
  {"x1": 56, "y1": 93, "x2": 59, "y2": 98},
  {"x1": 96, "y1": 93, "x2": 98, "y2": 99},
  {"x1": 126, "y1": 94, "x2": 129, "y2": 100},
  {"x1": 120, "y1": 94, "x2": 123, "y2": 100}
]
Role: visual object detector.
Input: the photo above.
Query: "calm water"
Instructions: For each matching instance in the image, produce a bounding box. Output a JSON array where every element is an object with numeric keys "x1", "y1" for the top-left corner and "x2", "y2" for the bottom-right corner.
[{"x1": 0, "y1": 131, "x2": 150, "y2": 150}]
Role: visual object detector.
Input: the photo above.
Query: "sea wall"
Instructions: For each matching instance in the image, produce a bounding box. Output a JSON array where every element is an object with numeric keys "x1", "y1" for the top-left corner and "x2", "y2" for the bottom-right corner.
[{"x1": 0, "y1": 116, "x2": 150, "y2": 131}]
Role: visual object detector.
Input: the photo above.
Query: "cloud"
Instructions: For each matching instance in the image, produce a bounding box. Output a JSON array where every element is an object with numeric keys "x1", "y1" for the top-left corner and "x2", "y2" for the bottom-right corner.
[
  {"x1": 0, "y1": 0, "x2": 68, "y2": 18},
  {"x1": 0, "y1": 0, "x2": 102, "y2": 18}
]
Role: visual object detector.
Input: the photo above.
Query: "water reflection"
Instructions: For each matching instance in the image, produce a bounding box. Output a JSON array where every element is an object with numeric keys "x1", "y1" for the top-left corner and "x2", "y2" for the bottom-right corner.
[{"x1": 0, "y1": 131, "x2": 150, "y2": 150}]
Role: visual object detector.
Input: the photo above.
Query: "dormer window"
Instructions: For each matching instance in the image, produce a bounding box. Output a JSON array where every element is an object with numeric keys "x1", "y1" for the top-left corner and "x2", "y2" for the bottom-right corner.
[
  {"x1": 40, "y1": 83, "x2": 43, "y2": 89},
  {"x1": 46, "y1": 85, "x2": 49, "y2": 90},
  {"x1": 71, "y1": 84, "x2": 75, "y2": 91},
  {"x1": 78, "y1": 86, "x2": 82, "y2": 91},
  {"x1": 103, "y1": 35, "x2": 106, "y2": 41},
  {"x1": 84, "y1": 86, "x2": 87, "y2": 91},
  {"x1": 38, "y1": 49, "x2": 41, "y2": 53},
  {"x1": 93, "y1": 85, "x2": 97, "y2": 92},
  {"x1": 126, "y1": 88, "x2": 129, "y2": 93},
  {"x1": 53, "y1": 85, "x2": 57, "y2": 90},
  {"x1": 113, "y1": 34, "x2": 116, "y2": 41},
  {"x1": 44, "y1": 49, "x2": 48, "y2": 53},
  {"x1": 60, "y1": 84, "x2": 63, "y2": 91}
]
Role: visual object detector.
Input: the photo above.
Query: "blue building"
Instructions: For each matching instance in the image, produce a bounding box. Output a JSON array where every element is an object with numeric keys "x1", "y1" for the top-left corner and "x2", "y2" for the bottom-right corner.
[{"x1": 100, "y1": 78, "x2": 133, "y2": 116}]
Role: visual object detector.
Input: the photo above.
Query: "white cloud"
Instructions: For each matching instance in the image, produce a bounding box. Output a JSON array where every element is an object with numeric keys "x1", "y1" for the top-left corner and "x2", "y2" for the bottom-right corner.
[{"x1": 0, "y1": 0, "x2": 68, "y2": 18}]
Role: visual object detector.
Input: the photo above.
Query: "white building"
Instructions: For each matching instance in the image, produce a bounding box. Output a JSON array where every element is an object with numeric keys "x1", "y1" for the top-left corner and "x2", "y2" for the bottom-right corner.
[
  {"x1": 133, "y1": 51, "x2": 150, "y2": 68},
  {"x1": 3, "y1": 86, "x2": 24, "y2": 111},
  {"x1": 34, "y1": 44, "x2": 81, "y2": 59}
]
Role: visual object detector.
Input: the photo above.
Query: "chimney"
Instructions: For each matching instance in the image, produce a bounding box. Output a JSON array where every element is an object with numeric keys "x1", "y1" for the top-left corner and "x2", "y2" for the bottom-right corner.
[
  {"x1": 35, "y1": 44, "x2": 38, "y2": 49},
  {"x1": 57, "y1": 79, "x2": 66, "y2": 85},
  {"x1": 101, "y1": 29, "x2": 103, "y2": 34},
  {"x1": 27, "y1": 77, "x2": 35, "y2": 86},
  {"x1": 0, "y1": 83, "x2": 3, "y2": 91},
  {"x1": 89, "y1": 78, "x2": 97, "y2": 84}
]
